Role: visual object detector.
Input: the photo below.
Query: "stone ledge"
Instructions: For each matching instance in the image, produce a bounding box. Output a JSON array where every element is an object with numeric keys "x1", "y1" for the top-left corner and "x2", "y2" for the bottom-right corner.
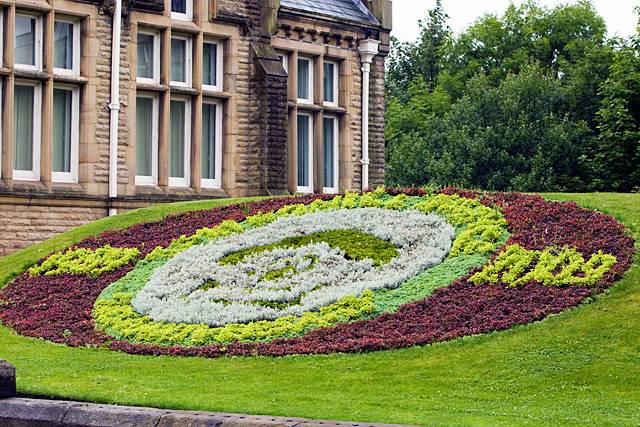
[
  {"x1": 0, "y1": 398, "x2": 417, "y2": 427},
  {"x1": 0, "y1": 360, "x2": 16, "y2": 398}
]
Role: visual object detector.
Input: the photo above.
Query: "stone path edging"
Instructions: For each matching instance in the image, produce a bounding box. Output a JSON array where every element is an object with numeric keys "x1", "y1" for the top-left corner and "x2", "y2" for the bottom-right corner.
[{"x1": 0, "y1": 398, "x2": 417, "y2": 427}]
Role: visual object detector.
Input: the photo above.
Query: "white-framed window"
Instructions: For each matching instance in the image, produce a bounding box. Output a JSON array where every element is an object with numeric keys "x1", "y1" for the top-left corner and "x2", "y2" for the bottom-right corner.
[
  {"x1": 296, "y1": 112, "x2": 313, "y2": 193},
  {"x1": 278, "y1": 52, "x2": 288, "y2": 73},
  {"x1": 12, "y1": 81, "x2": 41, "y2": 181},
  {"x1": 53, "y1": 18, "x2": 80, "y2": 77},
  {"x1": 201, "y1": 99, "x2": 223, "y2": 189},
  {"x1": 135, "y1": 93, "x2": 159, "y2": 185},
  {"x1": 168, "y1": 96, "x2": 191, "y2": 187},
  {"x1": 202, "y1": 39, "x2": 223, "y2": 92},
  {"x1": 15, "y1": 13, "x2": 43, "y2": 71},
  {"x1": 170, "y1": 35, "x2": 192, "y2": 87},
  {"x1": 297, "y1": 56, "x2": 313, "y2": 104},
  {"x1": 323, "y1": 115, "x2": 339, "y2": 193},
  {"x1": 171, "y1": 0, "x2": 193, "y2": 21},
  {"x1": 137, "y1": 29, "x2": 160, "y2": 84},
  {"x1": 51, "y1": 85, "x2": 80, "y2": 183},
  {"x1": 323, "y1": 60, "x2": 339, "y2": 107}
]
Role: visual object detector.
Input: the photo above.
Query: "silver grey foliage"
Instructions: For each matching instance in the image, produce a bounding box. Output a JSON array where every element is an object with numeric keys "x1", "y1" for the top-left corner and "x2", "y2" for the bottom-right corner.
[{"x1": 133, "y1": 208, "x2": 454, "y2": 326}]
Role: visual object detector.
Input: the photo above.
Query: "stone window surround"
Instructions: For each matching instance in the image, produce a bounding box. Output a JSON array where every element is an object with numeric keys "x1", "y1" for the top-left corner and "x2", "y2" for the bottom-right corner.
[
  {"x1": 273, "y1": 38, "x2": 353, "y2": 194},
  {"x1": 129, "y1": 0, "x2": 236, "y2": 194},
  {"x1": 0, "y1": 0, "x2": 98, "y2": 191}
]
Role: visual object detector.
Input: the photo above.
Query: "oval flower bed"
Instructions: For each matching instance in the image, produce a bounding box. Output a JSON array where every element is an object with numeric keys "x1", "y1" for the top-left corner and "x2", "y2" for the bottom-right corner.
[{"x1": 0, "y1": 188, "x2": 634, "y2": 358}]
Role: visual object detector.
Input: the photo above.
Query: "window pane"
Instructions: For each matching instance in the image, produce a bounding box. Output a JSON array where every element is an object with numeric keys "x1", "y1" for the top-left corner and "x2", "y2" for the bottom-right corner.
[
  {"x1": 15, "y1": 16, "x2": 36, "y2": 66},
  {"x1": 169, "y1": 100, "x2": 186, "y2": 179},
  {"x1": 324, "y1": 63, "x2": 335, "y2": 103},
  {"x1": 171, "y1": 38, "x2": 186, "y2": 82},
  {"x1": 171, "y1": 0, "x2": 186, "y2": 14},
  {"x1": 203, "y1": 43, "x2": 217, "y2": 87},
  {"x1": 136, "y1": 97, "x2": 153, "y2": 177},
  {"x1": 54, "y1": 22, "x2": 73, "y2": 69},
  {"x1": 297, "y1": 59, "x2": 309, "y2": 100},
  {"x1": 201, "y1": 103, "x2": 217, "y2": 180},
  {"x1": 137, "y1": 34, "x2": 155, "y2": 79},
  {"x1": 323, "y1": 118, "x2": 335, "y2": 188},
  {"x1": 13, "y1": 85, "x2": 35, "y2": 171},
  {"x1": 52, "y1": 88, "x2": 73, "y2": 173},
  {"x1": 297, "y1": 115, "x2": 310, "y2": 187}
]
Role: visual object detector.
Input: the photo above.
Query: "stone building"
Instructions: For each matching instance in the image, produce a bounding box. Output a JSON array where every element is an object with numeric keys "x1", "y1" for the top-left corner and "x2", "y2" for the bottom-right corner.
[{"x1": 0, "y1": 0, "x2": 392, "y2": 255}]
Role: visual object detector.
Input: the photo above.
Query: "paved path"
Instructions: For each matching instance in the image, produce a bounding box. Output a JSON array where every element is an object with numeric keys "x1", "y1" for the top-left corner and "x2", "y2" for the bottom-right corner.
[{"x1": 0, "y1": 397, "x2": 417, "y2": 427}]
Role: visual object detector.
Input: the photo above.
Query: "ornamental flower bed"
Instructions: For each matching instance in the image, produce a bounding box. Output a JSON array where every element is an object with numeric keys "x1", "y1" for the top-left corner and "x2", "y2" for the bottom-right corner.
[{"x1": 0, "y1": 189, "x2": 634, "y2": 358}]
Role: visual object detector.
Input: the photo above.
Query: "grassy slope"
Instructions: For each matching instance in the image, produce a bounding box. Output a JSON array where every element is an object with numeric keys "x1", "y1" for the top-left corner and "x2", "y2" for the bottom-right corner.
[{"x1": 0, "y1": 193, "x2": 639, "y2": 426}]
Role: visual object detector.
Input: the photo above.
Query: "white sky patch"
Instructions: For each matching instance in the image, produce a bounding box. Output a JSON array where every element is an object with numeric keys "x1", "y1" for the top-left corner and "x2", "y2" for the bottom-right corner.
[{"x1": 392, "y1": 0, "x2": 639, "y2": 42}]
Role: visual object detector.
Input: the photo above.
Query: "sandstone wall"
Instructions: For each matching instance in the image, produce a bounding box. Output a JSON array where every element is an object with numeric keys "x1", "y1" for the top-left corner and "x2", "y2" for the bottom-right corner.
[{"x1": 0, "y1": 202, "x2": 107, "y2": 256}]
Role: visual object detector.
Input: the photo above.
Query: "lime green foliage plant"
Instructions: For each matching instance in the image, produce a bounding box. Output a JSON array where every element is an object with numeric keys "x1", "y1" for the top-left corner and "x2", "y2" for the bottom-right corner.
[
  {"x1": 28, "y1": 246, "x2": 139, "y2": 278},
  {"x1": 220, "y1": 229, "x2": 399, "y2": 267},
  {"x1": 413, "y1": 194, "x2": 508, "y2": 256},
  {"x1": 470, "y1": 244, "x2": 618, "y2": 287},
  {"x1": 94, "y1": 287, "x2": 375, "y2": 346}
]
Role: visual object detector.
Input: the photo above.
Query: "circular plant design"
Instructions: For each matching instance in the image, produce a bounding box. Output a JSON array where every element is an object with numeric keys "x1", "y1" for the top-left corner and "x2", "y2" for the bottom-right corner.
[{"x1": 0, "y1": 189, "x2": 634, "y2": 358}]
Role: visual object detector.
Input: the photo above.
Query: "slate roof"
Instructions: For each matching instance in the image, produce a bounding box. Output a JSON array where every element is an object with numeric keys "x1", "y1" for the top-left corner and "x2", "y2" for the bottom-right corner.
[{"x1": 280, "y1": 0, "x2": 380, "y2": 26}]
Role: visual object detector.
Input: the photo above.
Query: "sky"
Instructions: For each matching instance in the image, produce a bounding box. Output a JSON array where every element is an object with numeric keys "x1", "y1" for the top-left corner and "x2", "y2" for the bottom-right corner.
[{"x1": 391, "y1": 0, "x2": 640, "y2": 42}]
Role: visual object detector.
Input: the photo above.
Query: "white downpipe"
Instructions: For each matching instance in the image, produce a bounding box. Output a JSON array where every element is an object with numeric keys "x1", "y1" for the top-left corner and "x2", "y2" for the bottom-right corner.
[
  {"x1": 358, "y1": 39, "x2": 380, "y2": 192},
  {"x1": 108, "y1": 0, "x2": 123, "y2": 216}
]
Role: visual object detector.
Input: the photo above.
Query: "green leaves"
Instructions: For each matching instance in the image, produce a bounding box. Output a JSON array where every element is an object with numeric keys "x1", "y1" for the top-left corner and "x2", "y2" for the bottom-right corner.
[
  {"x1": 28, "y1": 246, "x2": 139, "y2": 278},
  {"x1": 385, "y1": 1, "x2": 638, "y2": 193},
  {"x1": 470, "y1": 244, "x2": 618, "y2": 287}
]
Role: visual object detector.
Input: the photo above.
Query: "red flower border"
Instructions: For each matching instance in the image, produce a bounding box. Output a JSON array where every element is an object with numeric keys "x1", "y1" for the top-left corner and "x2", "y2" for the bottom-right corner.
[{"x1": 0, "y1": 191, "x2": 635, "y2": 358}]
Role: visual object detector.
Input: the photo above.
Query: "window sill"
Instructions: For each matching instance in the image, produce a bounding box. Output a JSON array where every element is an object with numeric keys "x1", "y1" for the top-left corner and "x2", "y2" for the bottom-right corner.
[
  {"x1": 136, "y1": 82, "x2": 168, "y2": 93},
  {"x1": 13, "y1": 69, "x2": 49, "y2": 81},
  {"x1": 169, "y1": 85, "x2": 198, "y2": 96},
  {"x1": 296, "y1": 103, "x2": 323, "y2": 112},
  {"x1": 202, "y1": 89, "x2": 231, "y2": 99},
  {"x1": 3, "y1": 179, "x2": 48, "y2": 192},
  {"x1": 53, "y1": 74, "x2": 88, "y2": 85},
  {"x1": 322, "y1": 105, "x2": 346, "y2": 114},
  {"x1": 170, "y1": 19, "x2": 200, "y2": 33}
]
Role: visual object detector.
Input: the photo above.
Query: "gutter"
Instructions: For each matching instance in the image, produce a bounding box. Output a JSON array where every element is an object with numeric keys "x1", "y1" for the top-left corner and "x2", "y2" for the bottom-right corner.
[
  {"x1": 358, "y1": 39, "x2": 380, "y2": 191},
  {"x1": 108, "y1": 0, "x2": 123, "y2": 216}
]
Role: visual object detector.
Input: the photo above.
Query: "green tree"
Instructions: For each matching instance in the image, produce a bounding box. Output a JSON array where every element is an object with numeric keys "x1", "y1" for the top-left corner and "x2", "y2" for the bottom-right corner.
[
  {"x1": 385, "y1": 0, "x2": 640, "y2": 192},
  {"x1": 589, "y1": 35, "x2": 640, "y2": 191},
  {"x1": 386, "y1": 65, "x2": 591, "y2": 191},
  {"x1": 386, "y1": 0, "x2": 450, "y2": 101}
]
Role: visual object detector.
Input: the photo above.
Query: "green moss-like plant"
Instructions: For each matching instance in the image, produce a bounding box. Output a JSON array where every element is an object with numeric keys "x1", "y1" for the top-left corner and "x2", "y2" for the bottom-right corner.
[
  {"x1": 219, "y1": 229, "x2": 399, "y2": 267},
  {"x1": 28, "y1": 246, "x2": 140, "y2": 278}
]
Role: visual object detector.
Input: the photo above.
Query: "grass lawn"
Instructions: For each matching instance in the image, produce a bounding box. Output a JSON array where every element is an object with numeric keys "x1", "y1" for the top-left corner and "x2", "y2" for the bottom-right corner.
[{"x1": 0, "y1": 193, "x2": 638, "y2": 426}]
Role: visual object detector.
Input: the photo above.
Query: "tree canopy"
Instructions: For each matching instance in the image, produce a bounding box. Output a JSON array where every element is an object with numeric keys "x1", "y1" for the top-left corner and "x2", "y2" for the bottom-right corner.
[{"x1": 386, "y1": 0, "x2": 639, "y2": 192}]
